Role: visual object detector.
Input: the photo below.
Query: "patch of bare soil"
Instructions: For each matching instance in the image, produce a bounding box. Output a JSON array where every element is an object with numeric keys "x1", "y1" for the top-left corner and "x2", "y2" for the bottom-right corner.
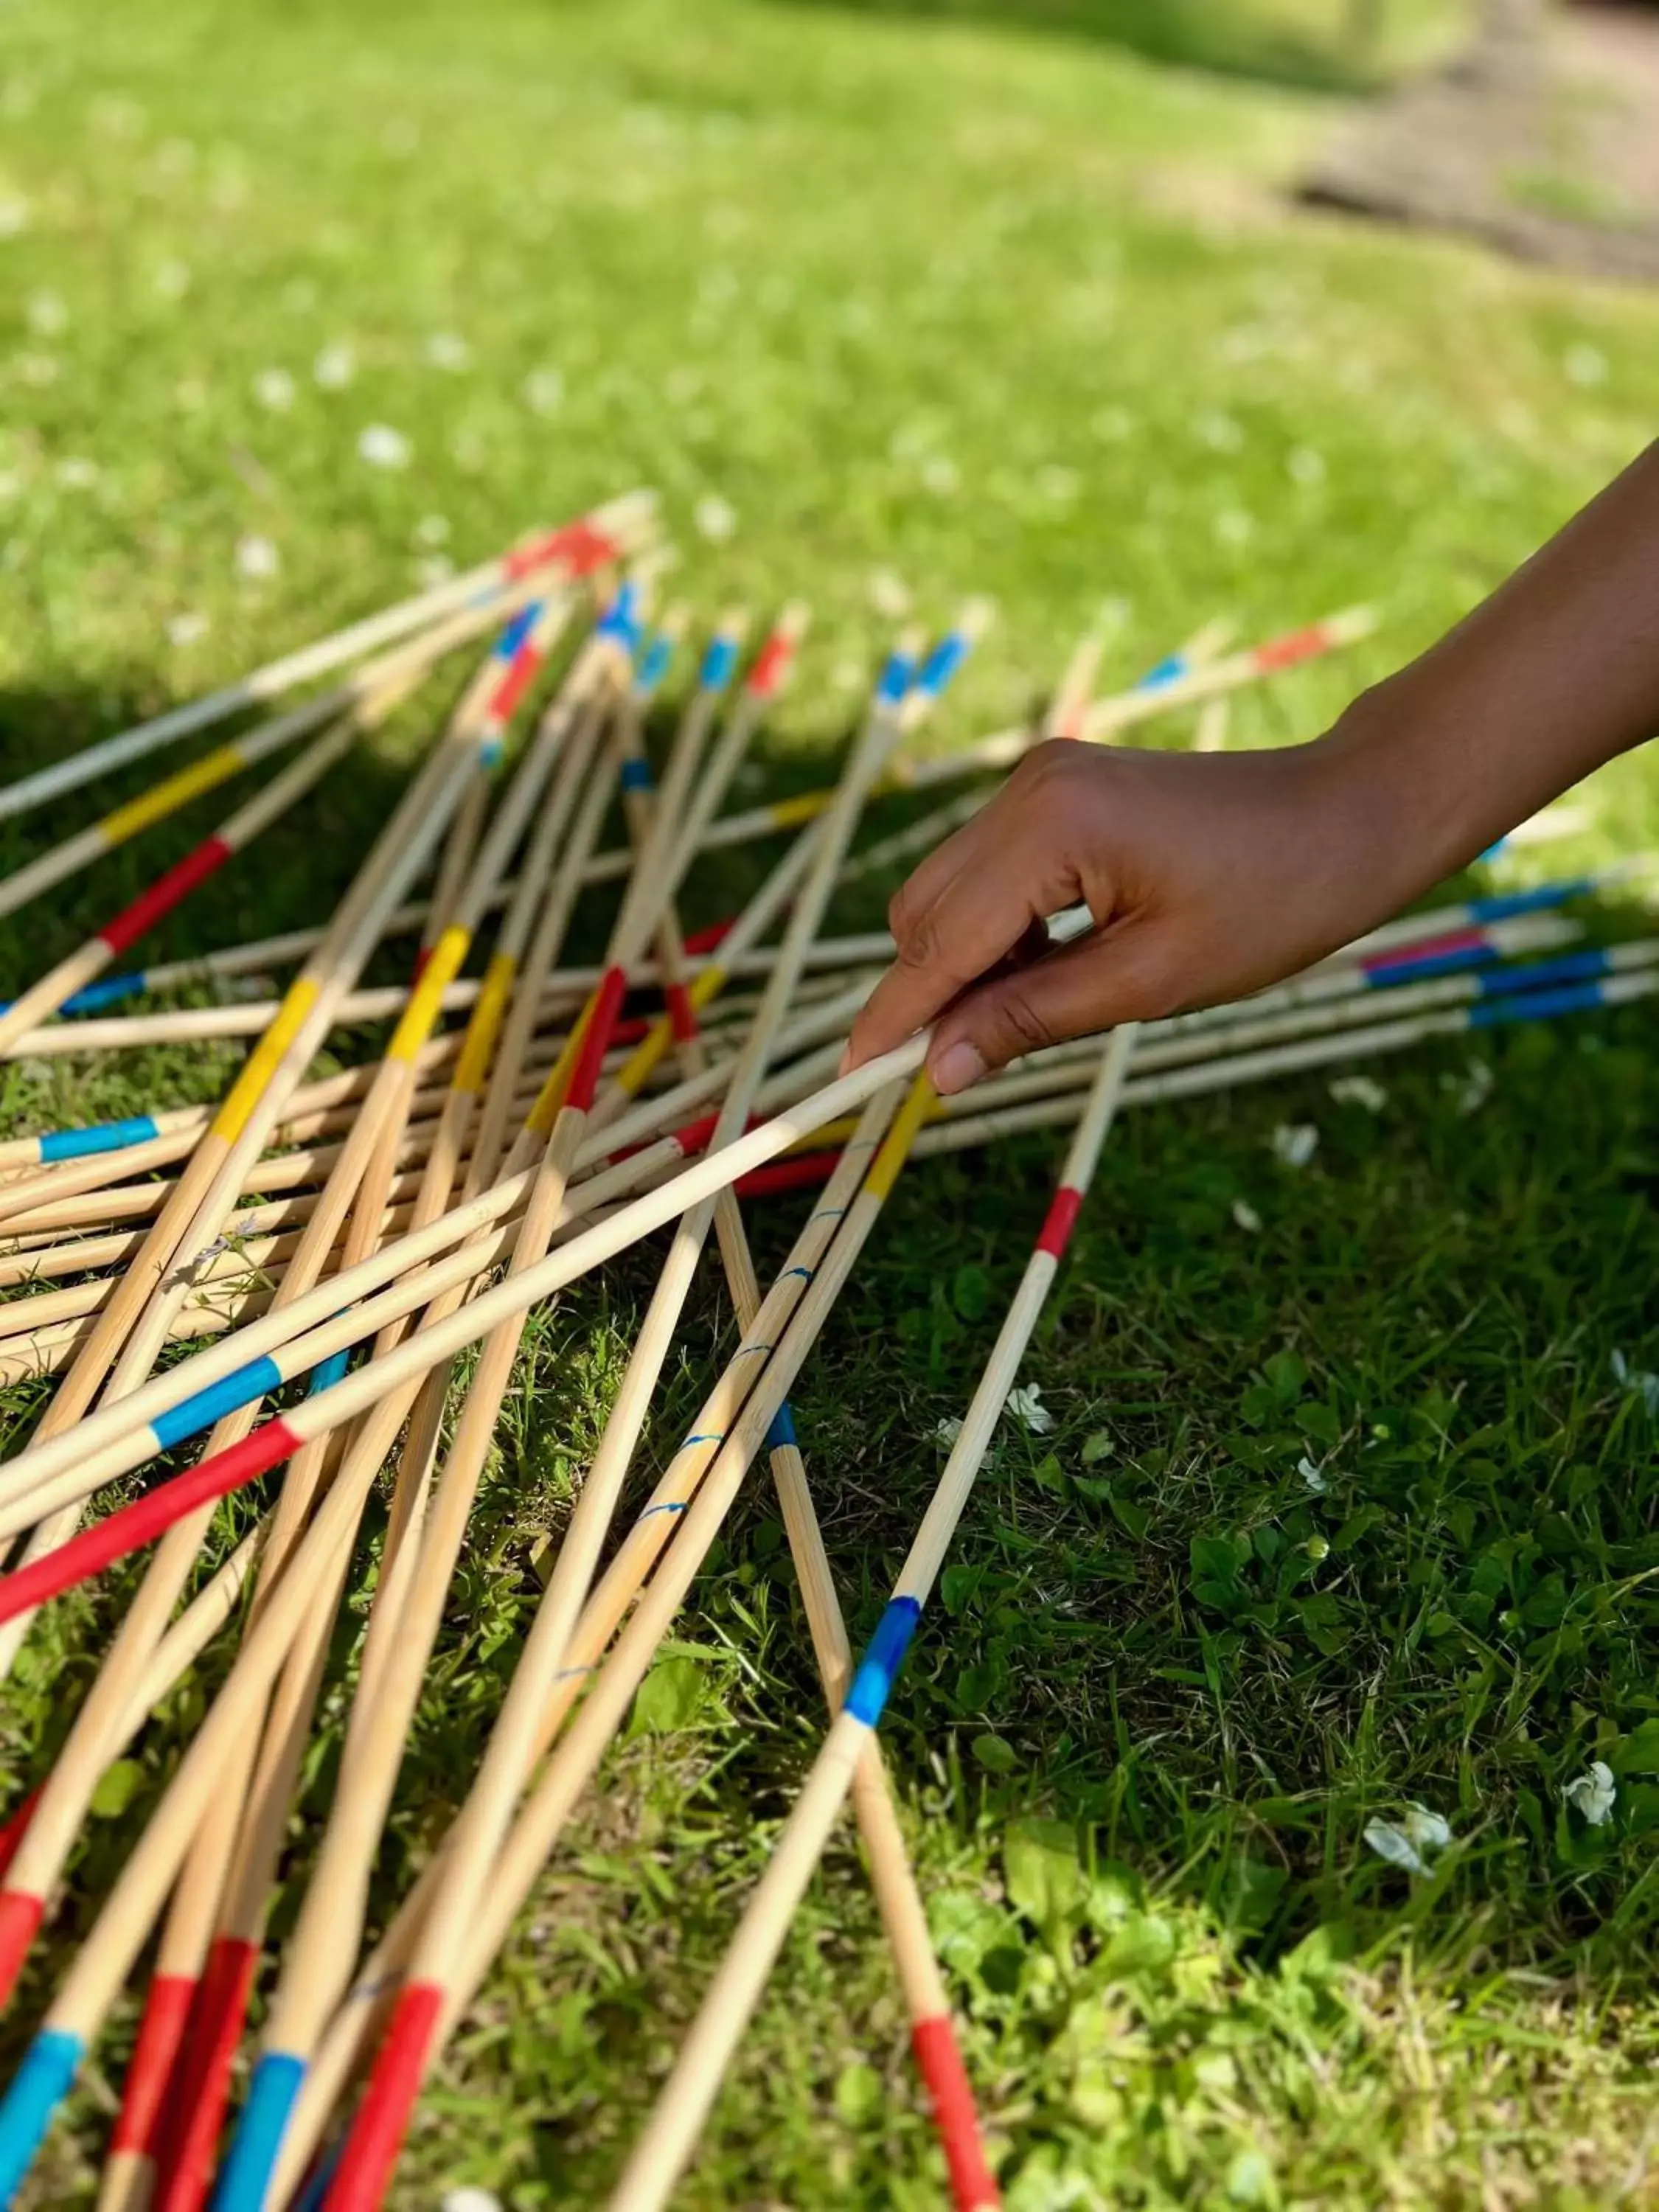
[{"x1": 1302, "y1": 4, "x2": 1659, "y2": 281}]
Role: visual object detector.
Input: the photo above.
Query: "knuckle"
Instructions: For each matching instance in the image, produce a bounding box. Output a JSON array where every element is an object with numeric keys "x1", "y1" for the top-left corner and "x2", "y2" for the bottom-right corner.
[
  {"x1": 990, "y1": 983, "x2": 1054, "y2": 1059},
  {"x1": 891, "y1": 901, "x2": 943, "y2": 976}
]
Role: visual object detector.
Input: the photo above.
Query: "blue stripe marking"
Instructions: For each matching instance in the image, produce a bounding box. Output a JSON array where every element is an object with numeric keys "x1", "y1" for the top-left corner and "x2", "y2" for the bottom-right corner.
[
  {"x1": 638, "y1": 1500, "x2": 689, "y2": 1522},
  {"x1": 914, "y1": 632, "x2": 969, "y2": 699},
  {"x1": 1475, "y1": 947, "x2": 1612, "y2": 998},
  {"x1": 597, "y1": 580, "x2": 642, "y2": 648},
  {"x1": 636, "y1": 633, "x2": 676, "y2": 694},
  {"x1": 1367, "y1": 943, "x2": 1499, "y2": 988},
  {"x1": 0, "y1": 2027, "x2": 84, "y2": 2201},
  {"x1": 844, "y1": 1596, "x2": 923, "y2": 1727},
  {"x1": 1467, "y1": 879, "x2": 1592, "y2": 924},
  {"x1": 780, "y1": 1266, "x2": 813, "y2": 1284},
  {"x1": 207, "y1": 2050, "x2": 307, "y2": 2212},
  {"x1": 151, "y1": 1354, "x2": 283, "y2": 1453},
  {"x1": 876, "y1": 649, "x2": 916, "y2": 706},
  {"x1": 306, "y1": 1349, "x2": 351, "y2": 1394},
  {"x1": 1134, "y1": 651, "x2": 1189, "y2": 692},
  {"x1": 764, "y1": 1401, "x2": 797, "y2": 1453},
  {"x1": 38, "y1": 1114, "x2": 160, "y2": 1164},
  {"x1": 1470, "y1": 979, "x2": 1610, "y2": 1027},
  {"x1": 619, "y1": 759, "x2": 653, "y2": 792},
  {"x1": 684, "y1": 1431, "x2": 724, "y2": 1449},
  {"x1": 699, "y1": 635, "x2": 739, "y2": 691},
  {"x1": 479, "y1": 734, "x2": 506, "y2": 768},
  {"x1": 60, "y1": 972, "x2": 148, "y2": 1015},
  {"x1": 495, "y1": 602, "x2": 542, "y2": 661}
]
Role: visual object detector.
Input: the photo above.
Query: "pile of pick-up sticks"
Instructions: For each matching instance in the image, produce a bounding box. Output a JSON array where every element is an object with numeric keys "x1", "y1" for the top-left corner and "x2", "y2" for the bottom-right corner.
[{"x1": 0, "y1": 489, "x2": 1642, "y2": 2212}]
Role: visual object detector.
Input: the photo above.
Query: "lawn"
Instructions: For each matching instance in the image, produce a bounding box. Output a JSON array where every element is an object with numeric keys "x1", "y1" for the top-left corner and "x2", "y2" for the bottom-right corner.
[{"x1": 1, "y1": 1, "x2": 1658, "y2": 2205}]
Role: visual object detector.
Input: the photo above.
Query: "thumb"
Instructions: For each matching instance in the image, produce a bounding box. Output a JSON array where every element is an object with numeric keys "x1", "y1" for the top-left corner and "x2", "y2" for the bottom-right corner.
[{"x1": 925, "y1": 925, "x2": 1158, "y2": 1095}]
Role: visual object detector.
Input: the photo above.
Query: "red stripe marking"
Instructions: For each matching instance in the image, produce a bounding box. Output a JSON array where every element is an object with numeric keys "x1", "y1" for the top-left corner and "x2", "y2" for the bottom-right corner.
[
  {"x1": 912, "y1": 2015, "x2": 1001, "y2": 2211},
  {"x1": 152, "y1": 1933, "x2": 260, "y2": 2212},
  {"x1": 0, "y1": 1419, "x2": 300, "y2": 1630},
  {"x1": 745, "y1": 628, "x2": 796, "y2": 698},
  {"x1": 501, "y1": 519, "x2": 619, "y2": 583},
  {"x1": 669, "y1": 1109, "x2": 719, "y2": 1158},
  {"x1": 664, "y1": 981, "x2": 698, "y2": 1044},
  {"x1": 411, "y1": 944, "x2": 432, "y2": 984},
  {"x1": 567, "y1": 967, "x2": 627, "y2": 1113},
  {"x1": 0, "y1": 1788, "x2": 40, "y2": 1883},
  {"x1": 612, "y1": 1015, "x2": 650, "y2": 1047},
  {"x1": 735, "y1": 1151, "x2": 839, "y2": 1199},
  {"x1": 1253, "y1": 621, "x2": 1330, "y2": 673},
  {"x1": 0, "y1": 1888, "x2": 45, "y2": 2008},
  {"x1": 98, "y1": 836, "x2": 234, "y2": 959},
  {"x1": 1034, "y1": 1186, "x2": 1082, "y2": 1261},
  {"x1": 485, "y1": 636, "x2": 545, "y2": 726},
  {"x1": 326, "y1": 1980, "x2": 444, "y2": 2211},
  {"x1": 1361, "y1": 924, "x2": 1484, "y2": 973},
  {"x1": 109, "y1": 1972, "x2": 198, "y2": 2154},
  {"x1": 681, "y1": 917, "x2": 732, "y2": 957}
]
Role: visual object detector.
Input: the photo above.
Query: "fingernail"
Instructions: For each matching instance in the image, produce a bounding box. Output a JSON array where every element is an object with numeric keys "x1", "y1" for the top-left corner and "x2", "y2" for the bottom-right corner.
[{"x1": 930, "y1": 1040, "x2": 986, "y2": 1096}]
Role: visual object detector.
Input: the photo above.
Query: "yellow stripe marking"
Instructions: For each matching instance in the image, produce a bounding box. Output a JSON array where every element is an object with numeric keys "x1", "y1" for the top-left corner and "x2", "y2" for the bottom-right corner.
[
  {"x1": 99, "y1": 741, "x2": 248, "y2": 845},
  {"x1": 765, "y1": 792, "x2": 830, "y2": 832},
  {"x1": 212, "y1": 976, "x2": 322, "y2": 1141},
  {"x1": 453, "y1": 950, "x2": 516, "y2": 1095},
  {"x1": 862, "y1": 1071, "x2": 935, "y2": 1202},
  {"x1": 387, "y1": 924, "x2": 471, "y2": 1064},
  {"x1": 611, "y1": 961, "x2": 728, "y2": 1102},
  {"x1": 525, "y1": 988, "x2": 598, "y2": 1138}
]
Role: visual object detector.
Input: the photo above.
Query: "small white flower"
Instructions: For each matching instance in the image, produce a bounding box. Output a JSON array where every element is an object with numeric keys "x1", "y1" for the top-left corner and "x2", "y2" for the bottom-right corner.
[
  {"x1": 381, "y1": 116, "x2": 422, "y2": 157},
  {"x1": 16, "y1": 353, "x2": 58, "y2": 387},
  {"x1": 166, "y1": 610, "x2": 210, "y2": 647},
  {"x1": 1214, "y1": 507, "x2": 1254, "y2": 549},
  {"x1": 830, "y1": 655, "x2": 864, "y2": 694},
  {"x1": 664, "y1": 364, "x2": 701, "y2": 405},
  {"x1": 934, "y1": 1417, "x2": 963, "y2": 1449},
  {"x1": 521, "y1": 366, "x2": 563, "y2": 416},
  {"x1": 414, "y1": 554, "x2": 454, "y2": 588},
  {"x1": 694, "y1": 494, "x2": 737, "y2": 543},
  {"x1": 442, "y1": 2190, "x2": 503, "y2": 2212},
  {"x1": 866, "y1": 568, "x2": 911, "y2": 619},
  {"x1": 1444, "y1": 1057, "x2": 1493, "y2": 1116},
  {"x1": 1610, "y1": 1349, "x2": 1659, "y2": 1418},
  {"x1": 1401, "y1": 1804, "x2": 1452, "y2": 1852},
  {"x1": 55, "y1": 456, "x2": 97, "y2": 489},
  {"x1": 414, "y1": 512, "x2": 450, "y2": 547},
  {"x1": 1005, "y1": 1384, "x2": 1054, "y2": 1436},
  {"x1": 26, "y1": 290, "x2": 65, "y2": 336},
  {"x1": 1329, "y1": 1075, "x2": 1387, "y2": 1113},
  {"x1": 153, "y1": 259, "x2": 191, "y2": 301},
  {"x1": 1195, "y1": 408, "x2": 1244, "y2": 452},
  {"x1": 1271, "y1": 1123, "x2": 1318, "y2": 1169},
  {"x1": 1287, "y1": 445, "x2": 1326, "y2": 487},
  {"x1": 174, "y1": 376, "x2": 207, "y2": 411},
  {"x1": 1563, "y1": 343, "x2": 1607, "y2": 389},
  {"x1": 358, "y1": 422, "x2": 410, "y2": 469},
  {"x1": 1297, "y1": 1455, "x2": 1326, "y2": 1494},
  {"x1": 254, "y1": 366, "x2": 295, "y2": 412},
  {"x1": 1231, "y1": 1198, "x2": 1262, "y2": 1234},
  {"x1": 313, "y1": 341, "x2": 355, "y2": 389},
  {"x1": 282, "y1": 277, "x2": 319, "y2": 313},
  {"x1": 1363, "y1": 1819, "x2": 1426, "y2": 1876},
  {"x1": 0, "y1": 197, "x2": 29, "y2": 239},
  {"x1": 1090, "y1": 404, "x2": 1133, "y2": 442},
  {"x1": 922, "y1": 453, "x2": 961, "y2": 497},
  {"x1": 235, "y1": 533, "x2": 279, "y2": 580},
  {"x1": 1036, "y1": 464, "x2": 1077, "y2": 504},
  {"x1": 425, "y1": 330, "x2": 470, "y2": 372},
  {"x1": 0, "y1": 468, "x2": 21, "y2": 503},
  {"x1": 1563, "y1": 1760, "x2": 1616, "y2": 1826}
]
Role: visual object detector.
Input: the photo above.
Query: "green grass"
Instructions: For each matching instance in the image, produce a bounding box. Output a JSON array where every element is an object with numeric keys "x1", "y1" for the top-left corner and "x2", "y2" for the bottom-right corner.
[{"x1": 0, "y1": 1, "x2": 1658, "y2": 2205}]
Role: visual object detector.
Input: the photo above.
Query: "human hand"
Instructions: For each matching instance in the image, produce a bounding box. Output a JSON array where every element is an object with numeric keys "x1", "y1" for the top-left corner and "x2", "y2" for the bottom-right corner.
[{"x1": 841, "y1": 730, "x2": 1431, "y2": 1095}]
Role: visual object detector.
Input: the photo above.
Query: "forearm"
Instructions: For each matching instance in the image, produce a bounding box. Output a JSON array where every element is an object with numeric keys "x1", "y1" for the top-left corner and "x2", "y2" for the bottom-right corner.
[{"x1": 1312, "y1": 437, "x2": 1659, "y2": 909}]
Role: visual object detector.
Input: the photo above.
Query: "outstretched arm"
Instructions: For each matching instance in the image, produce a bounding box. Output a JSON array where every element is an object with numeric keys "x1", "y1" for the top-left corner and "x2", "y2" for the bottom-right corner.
[{"x1": 845, "y1": 439, "x2": 1659, "y2": 1096}]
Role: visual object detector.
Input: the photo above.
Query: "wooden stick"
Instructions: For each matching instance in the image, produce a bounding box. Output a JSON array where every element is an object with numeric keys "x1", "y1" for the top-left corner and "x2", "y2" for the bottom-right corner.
[
  {"x1": 607, "y1": 1030, "x2": 1138, "y2": 2212},
  {"x1": 0, "y1": 494, "x2": 652, "y2": 827}
]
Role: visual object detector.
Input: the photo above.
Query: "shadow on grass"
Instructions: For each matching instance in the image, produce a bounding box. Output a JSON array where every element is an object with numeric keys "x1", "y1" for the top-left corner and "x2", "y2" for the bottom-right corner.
[{"x1": 763, "y1": 0, "x2": 1430, "y2": 93}]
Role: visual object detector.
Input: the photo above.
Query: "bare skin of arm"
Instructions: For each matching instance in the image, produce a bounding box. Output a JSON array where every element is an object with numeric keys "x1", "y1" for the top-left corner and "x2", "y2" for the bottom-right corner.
[{"x1": 844, "y1": 439, "x2": 1659, "y2": 1096}]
